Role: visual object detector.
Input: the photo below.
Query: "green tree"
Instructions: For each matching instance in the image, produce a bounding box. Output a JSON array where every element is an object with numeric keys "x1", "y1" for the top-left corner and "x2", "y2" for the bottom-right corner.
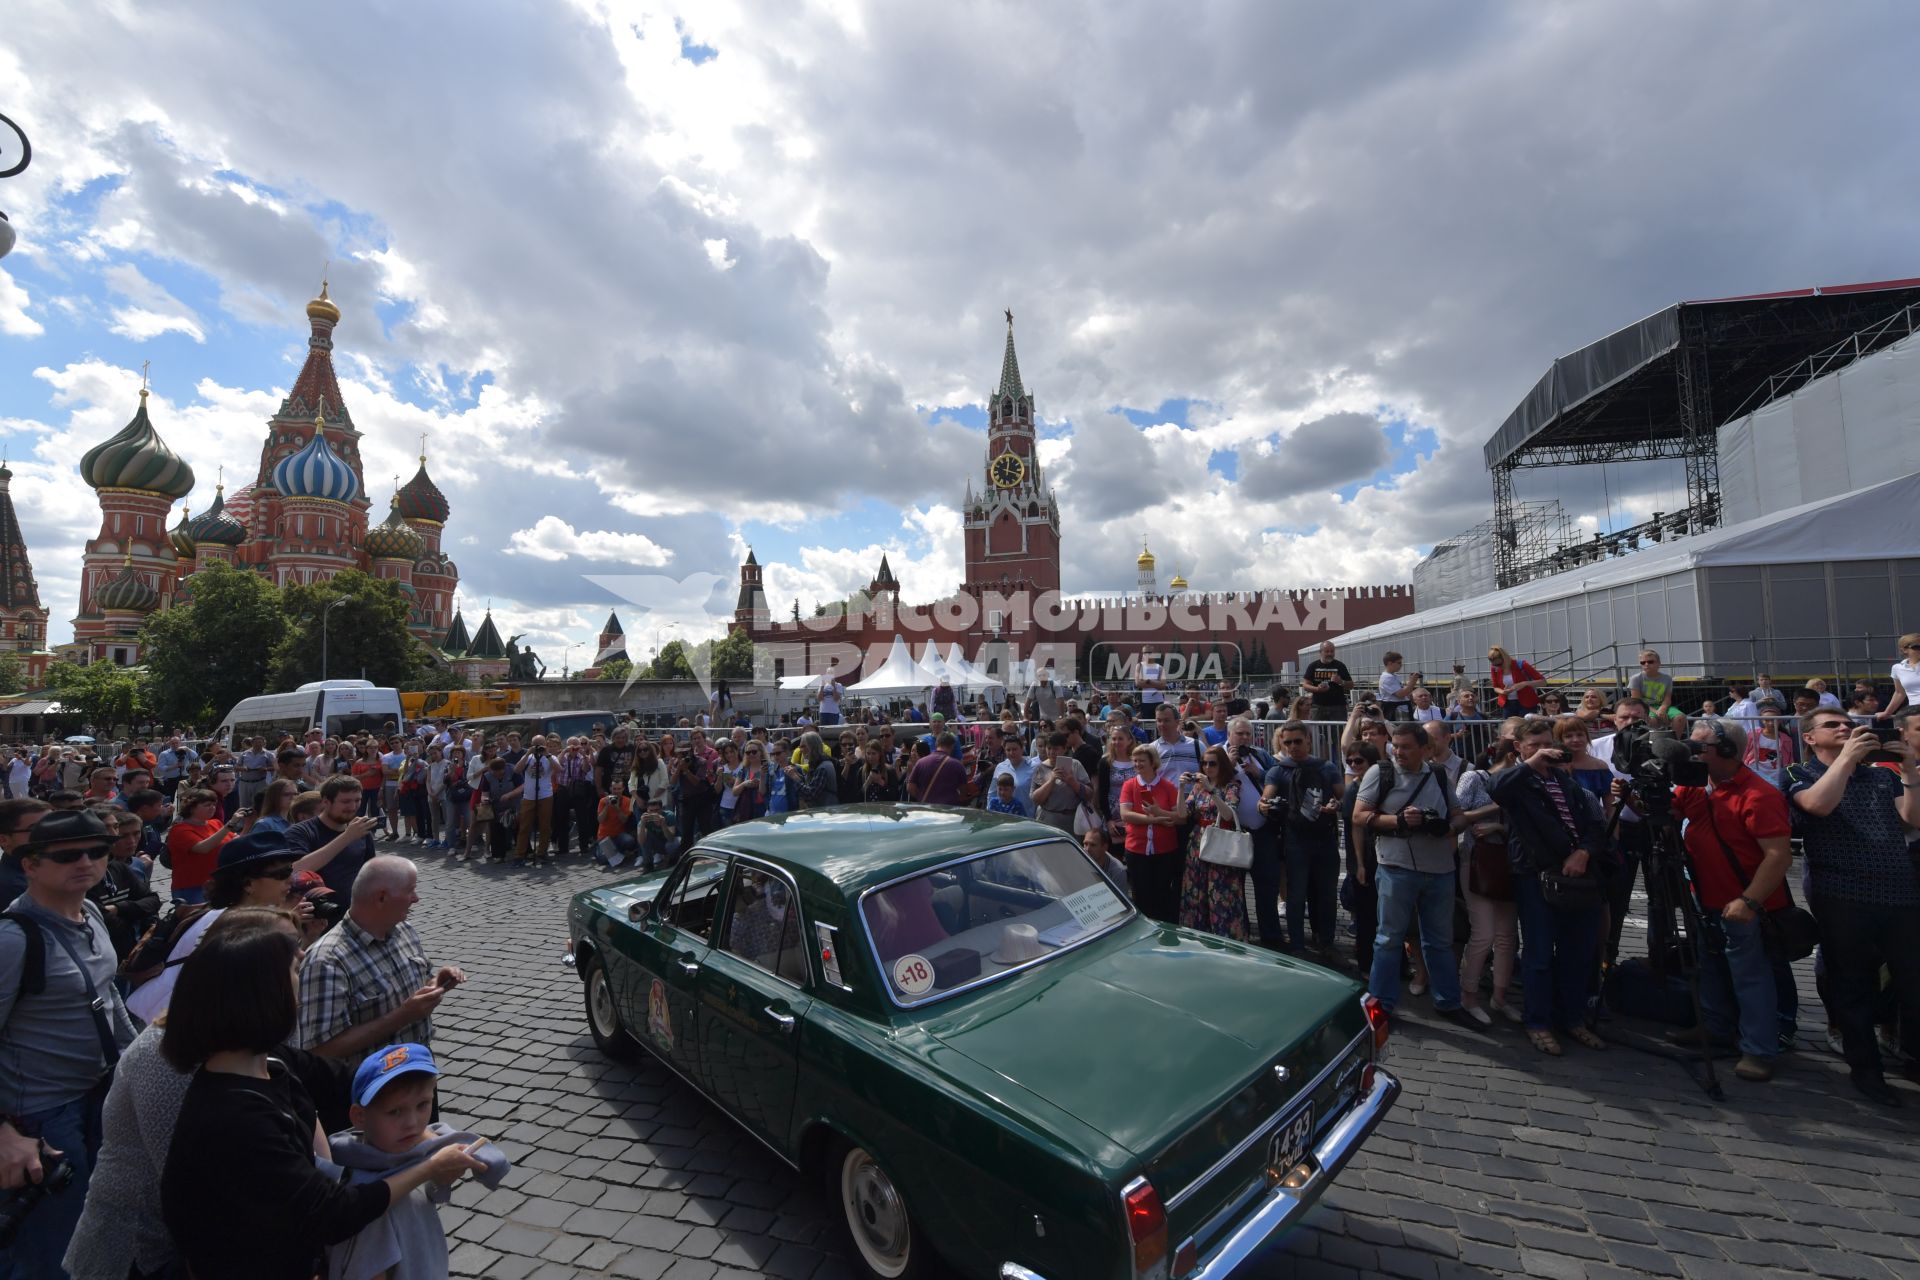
[
  {"x1": 646, "y1": 639, "x2": 694, "y2": 681},
  {"x1": 597, "y1": 657, "x2": 634, "y2": 683},
  {"x1": 707, "y1": 628, "x2": 755, "y2": 681},
  {"x1": 47, "y1": 660, "x2": 149, "y2": 730},
  {"x1": 0, "y1": 654, "x2": 23, "y2": 697},
  {"x1": 138, "y1": 561, "x2": 289, "y2": 726},
  {"x1": 274, "y1": 571, "x2": 425, "y2": 689}
]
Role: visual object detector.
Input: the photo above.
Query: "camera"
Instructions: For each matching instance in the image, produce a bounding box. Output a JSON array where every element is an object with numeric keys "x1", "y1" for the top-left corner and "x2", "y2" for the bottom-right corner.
[
  {"x1": 1866, "y1": 724, "x2": 1900, "y2": 744},
  {"x1": 302, "y1": 891, "x2": 346, "y2": 926},
  {"x1": 1419, "y1": 811, "x2": 1452, "y2": 837},
  {"x1": 0, "y1": 1146, "x2": 74, "y2": 1247}
]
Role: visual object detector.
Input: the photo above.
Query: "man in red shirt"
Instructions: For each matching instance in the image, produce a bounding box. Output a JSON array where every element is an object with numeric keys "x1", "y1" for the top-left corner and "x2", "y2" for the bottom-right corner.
[{"x1": 1673, "y1": 718, "x2": 1793, "y2": 1082}]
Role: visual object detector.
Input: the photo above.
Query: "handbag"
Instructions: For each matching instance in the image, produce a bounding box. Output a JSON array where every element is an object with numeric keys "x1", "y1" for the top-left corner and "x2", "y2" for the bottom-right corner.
[
  {"x1": 1467, "y1": 835, "x2": 1515, "y2": 902},
  {"x1": 1196, "y1": 786, "x2": 1254, "y2": 869},
  {"x1": 1703, "y1": 803, "x2": 1817, "y2": 962},
  {"x1": 1539, "y1": 869, "x2": 1603, "y2": 910}
]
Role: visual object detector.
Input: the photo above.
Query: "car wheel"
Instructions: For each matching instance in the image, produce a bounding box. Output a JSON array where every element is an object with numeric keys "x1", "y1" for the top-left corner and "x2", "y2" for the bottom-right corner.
[
  {"x1": 832, "y1": 1140, "x2": 932, "y2": 1280},
  {"x1": 582, "y1": 955, "x2": 638, "y2": 1061}
]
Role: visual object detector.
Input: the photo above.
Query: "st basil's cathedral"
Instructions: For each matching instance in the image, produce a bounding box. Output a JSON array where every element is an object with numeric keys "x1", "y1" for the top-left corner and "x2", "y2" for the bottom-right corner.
[{"x1": 68, "y1": 284, "x2": 465, "y2": 667}]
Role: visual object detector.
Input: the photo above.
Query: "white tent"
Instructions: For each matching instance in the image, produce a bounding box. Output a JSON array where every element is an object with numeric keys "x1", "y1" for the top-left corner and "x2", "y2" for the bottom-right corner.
[
  {"x1": 1306, "y1": 467, "x2": 1920, "y2": 678},
  {"x1": 849, "y1": 636, "x2": 946, "y2": 695},
  {"x1": 776, "y1": 673, "x2": 826, "y2": 692},
  {"x1": 945, "y1": 642, "x2": 1004, "y2": 689}
]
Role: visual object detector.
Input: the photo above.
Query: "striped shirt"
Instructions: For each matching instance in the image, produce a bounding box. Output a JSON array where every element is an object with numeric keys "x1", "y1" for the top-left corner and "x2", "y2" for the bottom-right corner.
[{"x1": 295, "y1": 917, "x2": 432, "y2": 1051}]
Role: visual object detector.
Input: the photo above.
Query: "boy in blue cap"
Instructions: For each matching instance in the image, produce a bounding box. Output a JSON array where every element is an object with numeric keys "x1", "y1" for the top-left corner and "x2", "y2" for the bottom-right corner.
[{"x1": 326, "y1": 1043, "x2": 512, "y2": 1280}]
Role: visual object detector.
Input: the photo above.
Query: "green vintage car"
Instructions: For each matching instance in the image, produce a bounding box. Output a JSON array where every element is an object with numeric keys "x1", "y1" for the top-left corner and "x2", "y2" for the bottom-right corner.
[{"x1": 565, "y1": 804, "x2": 1398, "y2": 1280}]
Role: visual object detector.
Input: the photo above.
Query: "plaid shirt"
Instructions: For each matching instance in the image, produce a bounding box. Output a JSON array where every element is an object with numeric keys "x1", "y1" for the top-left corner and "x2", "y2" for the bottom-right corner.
[
  {"x1": 558, "y1": 751, "x2": 592, "y2": 787},
  {"x1": 295, "y1": 916, "x2": 433, "y2": 1051}
]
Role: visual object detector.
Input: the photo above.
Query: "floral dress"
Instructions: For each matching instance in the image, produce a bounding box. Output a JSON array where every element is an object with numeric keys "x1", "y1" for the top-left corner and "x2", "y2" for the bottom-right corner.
[{"x1": 1178, "y1": 782, "x2": 1249, "y2": 940}]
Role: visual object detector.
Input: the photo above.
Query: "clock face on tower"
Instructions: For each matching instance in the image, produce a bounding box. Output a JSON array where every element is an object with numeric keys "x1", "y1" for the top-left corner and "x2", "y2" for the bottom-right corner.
[{"x1": 990, "y1": 450, "x2": 1026, "y2": 489}]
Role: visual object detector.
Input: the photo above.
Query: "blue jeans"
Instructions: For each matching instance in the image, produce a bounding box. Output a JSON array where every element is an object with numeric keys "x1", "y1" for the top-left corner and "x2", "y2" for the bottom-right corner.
[
  {"x1": 1700, "y1": 911, "x2": 1778, "y2": 1059},
  {"x1": 1, "y1": 1083, "x2": 105, "y2": 1278},
  {"x1": 1368, "y1": 865, "x2": 1461, "y2": 1013},
  {"x1": 1248, "y1": 825, "x2": 1285, "y2": 948},
  {"x1": 1283, "y1": 836, "x2": 1340, "y2": 953},
  {"x1": 1514, "y1": 873, "x2": 1601, "y2": 1033}
]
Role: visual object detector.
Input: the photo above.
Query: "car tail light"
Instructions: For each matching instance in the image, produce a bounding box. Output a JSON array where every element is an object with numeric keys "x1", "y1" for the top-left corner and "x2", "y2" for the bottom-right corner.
[
  {"x1": 1362, "y1": 994, "x2": 1389, "y2": 1053},
  {"x1": 1123, "y1": 1178, "x2": 1169, "y2": 1280}
]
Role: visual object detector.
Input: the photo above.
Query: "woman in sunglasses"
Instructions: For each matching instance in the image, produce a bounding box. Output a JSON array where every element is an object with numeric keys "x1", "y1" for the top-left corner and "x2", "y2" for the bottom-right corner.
[{"x1": 126, "y1": 831, "x2": 312, "y2": 1026}]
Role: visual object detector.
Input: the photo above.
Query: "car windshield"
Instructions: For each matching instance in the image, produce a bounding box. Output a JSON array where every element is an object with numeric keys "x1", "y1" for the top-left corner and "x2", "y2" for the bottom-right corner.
[{"x1": 861, "y1": 839, "x2": 1133, "y2": 1006}]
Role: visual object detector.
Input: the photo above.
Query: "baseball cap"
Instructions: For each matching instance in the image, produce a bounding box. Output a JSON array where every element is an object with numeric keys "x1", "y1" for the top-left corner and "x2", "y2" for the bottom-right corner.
[{"x1": 353, "y1": 1042, "x2": 440, "y2": 1106}]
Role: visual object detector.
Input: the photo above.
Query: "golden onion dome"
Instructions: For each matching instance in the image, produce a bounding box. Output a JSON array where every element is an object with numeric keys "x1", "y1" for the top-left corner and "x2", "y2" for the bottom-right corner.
[
  {"x1": 306, "y1": 280, "x2": 340, "y2": 325},
  {"x1": 1168, "y1": 573, "x2": 1188, "y2": 591},
  {"x1": 1136, "y1": 539, "x2": 1156, "y2": 569}
]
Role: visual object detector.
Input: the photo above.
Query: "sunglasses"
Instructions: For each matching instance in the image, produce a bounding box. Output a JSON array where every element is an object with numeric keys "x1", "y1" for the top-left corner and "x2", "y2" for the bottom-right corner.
[
  {"x1": 257, "y1": 864, "x2": 296, "y2": 881},
  {"x1": 1639, "y1": 659, "x2": 1659, "y2": 665},
  {"x1": 1813, "y1": 721, "x2": 1853, "y2": 733},
  {"x1": 37, "y1": 843, "x2": 112, "y2": 864}
]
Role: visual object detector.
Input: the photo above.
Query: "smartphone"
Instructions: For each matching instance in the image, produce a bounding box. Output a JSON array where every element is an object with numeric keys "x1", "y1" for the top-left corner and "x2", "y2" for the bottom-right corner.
[
  {"x1": 1866, "y1": 724, "x2": 1900, "y2": 744},
  {"x1": 436, "y1": 971, "x2": 459, "y2": 991}
]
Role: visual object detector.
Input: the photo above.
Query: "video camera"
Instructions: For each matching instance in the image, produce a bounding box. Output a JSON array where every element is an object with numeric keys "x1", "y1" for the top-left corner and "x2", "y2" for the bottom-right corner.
[{"x1": 1610, "y1": 723, "x2": 1709, "y2": 815}]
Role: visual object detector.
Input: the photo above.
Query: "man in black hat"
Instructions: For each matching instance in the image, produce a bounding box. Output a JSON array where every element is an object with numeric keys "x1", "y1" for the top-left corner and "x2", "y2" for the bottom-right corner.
[{"x1": 0, "y1": 809, "x2": 138, "y2": 1274}]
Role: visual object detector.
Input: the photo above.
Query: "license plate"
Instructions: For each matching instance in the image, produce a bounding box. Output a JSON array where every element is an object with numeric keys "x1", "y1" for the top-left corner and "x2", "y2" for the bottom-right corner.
[{"x1": 1268, "y1": 1105, "x2": 1314, "y2": 1174}]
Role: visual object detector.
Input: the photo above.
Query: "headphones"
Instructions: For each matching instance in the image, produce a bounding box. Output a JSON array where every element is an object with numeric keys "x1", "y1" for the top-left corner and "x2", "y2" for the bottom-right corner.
[{"x1": 1700, "y1": 719, "x2": 1741, "y2": 760}]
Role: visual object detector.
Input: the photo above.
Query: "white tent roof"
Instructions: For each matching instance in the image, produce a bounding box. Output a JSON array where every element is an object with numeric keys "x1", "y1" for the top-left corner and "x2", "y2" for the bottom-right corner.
[
  {"x1": 776, "y1": 673, "x2": 826, "y2": 691},
  {"x1": 915, "y1": 643, "x2": 967, "y2": 689},
  {"x1": 1319, "y1": 468, "x2": 1920, "y2": 653},
  {"x1": 849, "y1": 636, "x2": 946, "y2": 695},
  {"x1": 944, "y1": 642, "x2": 1004, "y2": 689}
]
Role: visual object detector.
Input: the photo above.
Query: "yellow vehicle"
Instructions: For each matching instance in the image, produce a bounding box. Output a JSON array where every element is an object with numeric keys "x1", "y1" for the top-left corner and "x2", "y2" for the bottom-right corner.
[{"x1": 401, "y1": 688, "x2": 520, "y2": 722}]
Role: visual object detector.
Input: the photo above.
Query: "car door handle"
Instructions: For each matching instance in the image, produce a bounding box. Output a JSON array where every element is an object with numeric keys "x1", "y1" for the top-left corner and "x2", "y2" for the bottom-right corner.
[
  {"x1": 676, "y1": 958, "x2": 701, "y2": 975},
  {"x1": 763, "y1": 1005, "x2": 796, "y2": 1033}
]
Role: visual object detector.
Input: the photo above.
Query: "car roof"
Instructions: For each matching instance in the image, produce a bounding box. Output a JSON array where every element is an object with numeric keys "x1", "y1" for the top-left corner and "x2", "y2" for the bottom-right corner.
[{"x1": 699, "y1": 803, "x2": 1070, "y2": 895}]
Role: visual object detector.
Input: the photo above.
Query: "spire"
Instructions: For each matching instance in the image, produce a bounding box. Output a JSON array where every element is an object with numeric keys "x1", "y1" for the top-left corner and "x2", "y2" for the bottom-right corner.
[
  {"x1": 441, "y1": 608, "x2": 471, "y2": 656},
  {"x1": 0, "y1": 460, "x2": 43, "y2": 611},
  {"x1": 996, "y1": 308, "x2": 1024, "y2": 400},
  {"x1": 601, "y1": 610, "x2": 623, "y2": 636},
  {"x1": 467, "y1": 610, "x2": 506, "y2": 660}
]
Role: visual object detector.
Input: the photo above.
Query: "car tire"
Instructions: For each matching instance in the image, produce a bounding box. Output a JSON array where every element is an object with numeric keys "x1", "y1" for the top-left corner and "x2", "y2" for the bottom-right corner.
[
  {"x1": 582, "y1": 955, "x2": 639, "y2": 1062},
  {"x1": 829, "y1": 1138, "x2": 935, "y2": 1280}
]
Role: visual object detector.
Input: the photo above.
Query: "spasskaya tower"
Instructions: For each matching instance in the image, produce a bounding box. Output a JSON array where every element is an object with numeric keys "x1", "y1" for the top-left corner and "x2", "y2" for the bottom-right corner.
[{"x1": 962, "y1": 311, "x2": 1061, "y2": 597}]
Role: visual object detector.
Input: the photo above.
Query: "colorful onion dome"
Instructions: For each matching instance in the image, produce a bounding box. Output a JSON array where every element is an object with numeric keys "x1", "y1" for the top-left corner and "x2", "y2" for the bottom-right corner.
[
  {"x1": 80, "y1": 389, "x2": 196, "y2": 498},
  {"x1": 224, "y1": 482, "x2": 258, "y2": 530},
  {"x1": 395, "y1": 456, "x2": 449, "y2": 523},
  {"x1": 364, "y1": 501, "x2": 425, "y2": 560},
  {"x1": 271, "y1": 420, "x2": 361, "y2": 504},
  {"x1": 307, "y1": 280, "x2": 340, "y2": 325},
  {"x1": 96, "y1": 554, "x2": 159, "y2": 613},
  {"x1": 186, "y1": 487, "x2": 247, "y2": 545},
  {"x1": 168, "y1": 506, "x2": 196, "y2": 559}
]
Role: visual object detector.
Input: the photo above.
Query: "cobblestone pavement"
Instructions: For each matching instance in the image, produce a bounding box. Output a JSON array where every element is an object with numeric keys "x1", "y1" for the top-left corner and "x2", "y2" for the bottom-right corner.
[{"x1": 392, "y1": 842, "x2": 1920, "y2": 1280}]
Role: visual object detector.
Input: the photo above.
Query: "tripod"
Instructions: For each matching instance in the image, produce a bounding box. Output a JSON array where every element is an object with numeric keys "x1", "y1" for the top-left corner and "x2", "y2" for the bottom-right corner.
[{"x1": 1609, "y1": 788, "x2": 1725, "y2": 1101}]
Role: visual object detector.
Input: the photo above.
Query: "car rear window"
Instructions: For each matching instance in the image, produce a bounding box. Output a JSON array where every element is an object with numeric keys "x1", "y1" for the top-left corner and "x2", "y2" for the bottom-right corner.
[{"x1": 861, "y1": 840, "x2": 1132, "y2": 1005}]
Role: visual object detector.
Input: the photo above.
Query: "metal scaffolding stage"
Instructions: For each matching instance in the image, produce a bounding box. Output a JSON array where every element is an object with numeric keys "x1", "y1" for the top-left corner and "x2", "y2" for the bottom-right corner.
[{"x1": 1483, "y1": 277, "x2": 1920, "y2": 587}]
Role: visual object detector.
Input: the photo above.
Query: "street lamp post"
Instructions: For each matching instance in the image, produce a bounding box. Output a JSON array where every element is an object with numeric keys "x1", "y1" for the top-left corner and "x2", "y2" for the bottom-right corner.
[
  {"x1": 320, "y1": 597, "x2": 349, "y2": 681},
  {"x1": 0, "y1": 112, "x2": 30, "y2": 261}
]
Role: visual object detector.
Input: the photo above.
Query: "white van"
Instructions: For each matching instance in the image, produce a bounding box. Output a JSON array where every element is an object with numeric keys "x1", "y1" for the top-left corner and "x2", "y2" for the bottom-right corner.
[{"x1": 214, "y1": 680, "x2": 408, "y2": 746}]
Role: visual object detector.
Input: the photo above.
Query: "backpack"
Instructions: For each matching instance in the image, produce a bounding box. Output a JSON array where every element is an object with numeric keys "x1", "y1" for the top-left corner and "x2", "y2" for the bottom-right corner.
[
  {"x1": 119, "y1": 901, "x2": 213, "y2": 990},
  {"x1": 0, "y1": 912, "x2": 47, "y2": 999}
]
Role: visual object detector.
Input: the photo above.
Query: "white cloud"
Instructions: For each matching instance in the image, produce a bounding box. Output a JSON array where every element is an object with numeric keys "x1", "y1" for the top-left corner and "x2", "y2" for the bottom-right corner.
[
  {"x1": 506, "y1": 515, "x2": 672, "y2": 565},
  {"x1": 0, "y1": 268, "x2": 43, "y2": 336}
]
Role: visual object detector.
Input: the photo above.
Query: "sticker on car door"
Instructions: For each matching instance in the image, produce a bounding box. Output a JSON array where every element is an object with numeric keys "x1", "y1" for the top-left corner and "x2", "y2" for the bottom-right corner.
[{"x1": 648, "y1": 978, "x2": 675, "y2": 1050}]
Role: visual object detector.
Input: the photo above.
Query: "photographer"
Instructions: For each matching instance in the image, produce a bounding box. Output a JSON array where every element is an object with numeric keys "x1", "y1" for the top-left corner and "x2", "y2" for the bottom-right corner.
[
  {"x1": 1786, "y1": 709, "x2": 1920, "y2": 1107},
  {"x1": 1671, "y1": 719, "x2": 1793, "y2": 1083},
  {"x1": 1261, "y1": 721, "x2": 1341, "y2": 959},
  {"x1": 1351, "y1": 723, "x2": 1471, "y2": 1024},
  {"x1": 1490, "y1": 717, "x2": 1611, "y2": 1056},
  {"x1": 0, "y1": 810, "x2": 139, "y2": 1275},
  {"x1": 511, "y1": 735, "x2": 558, "y2": 864}
]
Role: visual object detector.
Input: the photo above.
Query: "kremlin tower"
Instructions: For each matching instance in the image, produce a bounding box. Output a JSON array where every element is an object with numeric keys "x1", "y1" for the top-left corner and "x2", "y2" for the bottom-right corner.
[
  {"x1": 961, "y1": 312, "x2": 1062, "y2": 597},
  {"x1": 70, "y1": 284, "x2": 462, "y2": 663},
  {"x1": 0, "y1": 463, "x2": 52, "y2": 682}
]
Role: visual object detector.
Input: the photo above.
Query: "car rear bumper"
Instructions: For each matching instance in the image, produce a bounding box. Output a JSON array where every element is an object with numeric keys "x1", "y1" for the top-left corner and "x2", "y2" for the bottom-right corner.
[{"x1": 998, "y1": 1066, "x2": 1401, "y2": 1280}]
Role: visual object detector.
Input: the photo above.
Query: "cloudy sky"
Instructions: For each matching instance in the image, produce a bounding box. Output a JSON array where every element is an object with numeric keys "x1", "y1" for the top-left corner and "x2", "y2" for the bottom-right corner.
[{"x1": 4, "y1": 2, "x2": 1915, "y2": 662}]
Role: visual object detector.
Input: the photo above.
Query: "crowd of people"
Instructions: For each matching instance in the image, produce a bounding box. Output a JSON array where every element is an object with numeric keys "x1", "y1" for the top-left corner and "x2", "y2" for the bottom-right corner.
[{"x1": 0, "y1": 633, "x2": 1914, "y2": 1274}]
